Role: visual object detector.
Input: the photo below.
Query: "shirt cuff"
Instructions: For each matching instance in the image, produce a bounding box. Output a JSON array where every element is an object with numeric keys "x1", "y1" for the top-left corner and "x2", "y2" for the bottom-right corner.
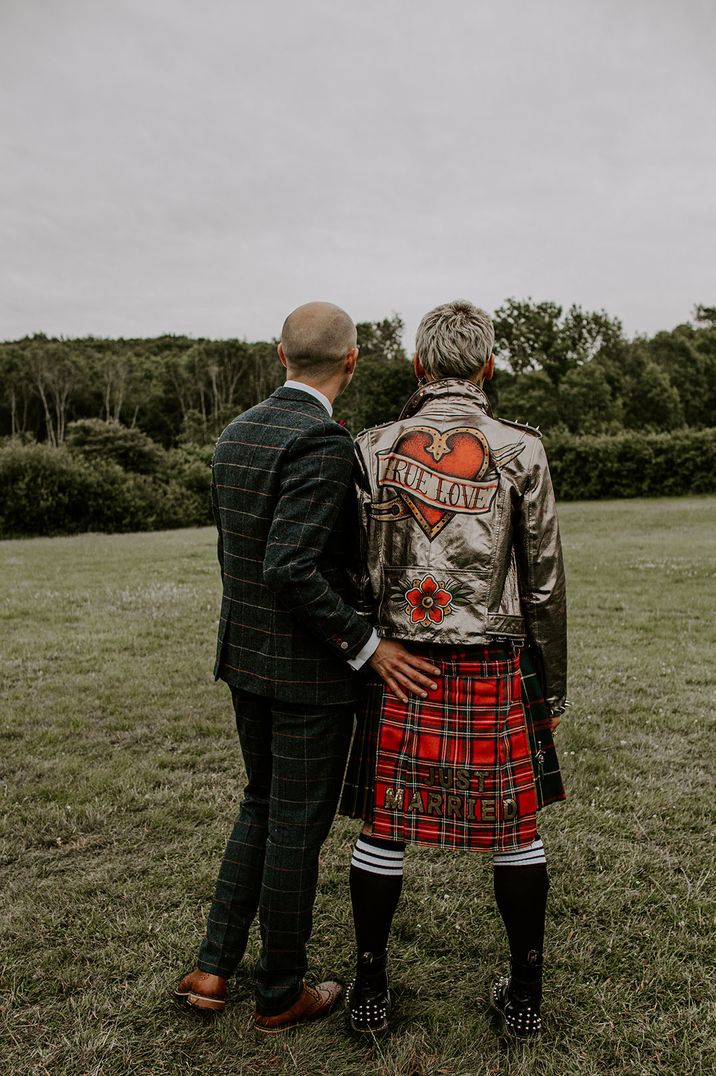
[{"x1": 347, "y1": 629, "x2": 380, "y2": 671}]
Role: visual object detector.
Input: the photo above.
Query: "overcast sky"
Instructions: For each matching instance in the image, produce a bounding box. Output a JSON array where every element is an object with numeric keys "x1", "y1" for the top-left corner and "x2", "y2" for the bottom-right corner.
[{"x1": 2, "y1": 0, "x2": 714, "y2": 346}]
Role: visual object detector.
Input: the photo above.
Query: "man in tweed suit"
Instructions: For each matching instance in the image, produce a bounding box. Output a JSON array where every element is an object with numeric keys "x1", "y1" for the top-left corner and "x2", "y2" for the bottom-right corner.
[{"x1": 176, "y1": 302, "x2": 439, "y2": 1033}]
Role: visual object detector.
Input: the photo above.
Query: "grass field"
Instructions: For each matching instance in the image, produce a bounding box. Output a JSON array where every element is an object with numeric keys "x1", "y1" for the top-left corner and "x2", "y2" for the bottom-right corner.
[{"x1": 1, "y1": 497, "x2": 714, "y2": 1076}]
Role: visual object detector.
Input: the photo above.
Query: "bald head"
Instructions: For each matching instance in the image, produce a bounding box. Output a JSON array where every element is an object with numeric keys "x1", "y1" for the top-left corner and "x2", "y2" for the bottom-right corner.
[{"x1": 280, "y1": 301, "x2": 357, "y2": 376}]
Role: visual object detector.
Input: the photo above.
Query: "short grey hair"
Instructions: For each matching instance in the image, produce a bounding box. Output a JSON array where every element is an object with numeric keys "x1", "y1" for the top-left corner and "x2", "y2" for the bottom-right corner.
[{"x1": 415, "y1": 299, "x2": 495, "y2": 380}]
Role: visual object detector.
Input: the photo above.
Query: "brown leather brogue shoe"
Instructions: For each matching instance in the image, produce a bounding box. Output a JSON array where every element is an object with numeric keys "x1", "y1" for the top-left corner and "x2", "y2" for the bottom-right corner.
[
  {"x1": 174, "y1": 970, "x2": 227, "y2": 1012},
  {"x1": 254, "y1": 981, "x2": 343, "y2": 1034}
]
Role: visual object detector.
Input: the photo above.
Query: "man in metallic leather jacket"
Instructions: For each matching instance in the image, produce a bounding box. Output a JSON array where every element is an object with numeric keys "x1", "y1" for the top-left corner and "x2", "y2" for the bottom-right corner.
[
  {"x1": 353, "y1": 369, "x2": 567, "y2": 717},
  {"x1": 342, "y1": 299, "x2": 568, "y2": 1040}
]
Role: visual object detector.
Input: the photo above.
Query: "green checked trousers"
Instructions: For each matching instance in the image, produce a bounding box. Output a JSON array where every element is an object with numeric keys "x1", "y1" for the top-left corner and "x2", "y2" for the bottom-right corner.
[{"x1": 198, "y1": 686, "x2": 353, "y2": 1016}]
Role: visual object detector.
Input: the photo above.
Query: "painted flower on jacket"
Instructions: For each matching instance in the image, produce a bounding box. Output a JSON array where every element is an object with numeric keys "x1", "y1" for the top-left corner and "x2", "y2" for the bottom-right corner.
[{"x1": 405, "y1": 575, "x2": 453, "y2": 623}]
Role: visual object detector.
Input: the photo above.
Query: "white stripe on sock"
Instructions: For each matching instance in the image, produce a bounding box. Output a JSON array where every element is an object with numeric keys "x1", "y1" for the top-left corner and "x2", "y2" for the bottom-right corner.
[
  {"x1": 493, "y1": 837, "x2": 546, "y2": 867},
  {"x1": 351, "y1": 838, "x2": 405, "y2": 877},
  {"x1": 354, "y1": 838, "x2": 404, "y2": 859},
  {"x1": 492, "y1": 854, "x2": 545, "y2": 866},
  {"x1": 351, "y1": 849, "x2": 404, "y2": 874},
  {"x1": 351, "y1": 858, "x2": 403, "y2": 877},
  {"x1": 495, "y1": 846, "x2": 545, "y2": 859}
]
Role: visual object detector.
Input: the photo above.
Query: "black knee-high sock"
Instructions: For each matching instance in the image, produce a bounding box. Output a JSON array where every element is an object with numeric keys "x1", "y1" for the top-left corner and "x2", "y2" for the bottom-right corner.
[
  {"x1": 350, "y1": 833, "x2": 405, "y2": 970},
  {"x1": 493, "y1": 837, "x2": 549, "y2": 987}
]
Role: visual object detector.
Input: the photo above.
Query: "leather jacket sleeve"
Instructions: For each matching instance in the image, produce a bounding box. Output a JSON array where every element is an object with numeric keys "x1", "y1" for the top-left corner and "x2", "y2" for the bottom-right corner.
[
  {"x1": 350, "y1": 442, "x2": 375, "y2": 618},
  {"x1": 514, "y1": 437, "x2": 568, "y2": 714}
]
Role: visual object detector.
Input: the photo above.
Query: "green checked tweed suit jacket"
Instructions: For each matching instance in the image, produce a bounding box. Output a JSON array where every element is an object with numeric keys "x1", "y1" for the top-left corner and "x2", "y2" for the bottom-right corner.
[{"x1": 211, "y1": 385, "x2": 373, "y2": 707}]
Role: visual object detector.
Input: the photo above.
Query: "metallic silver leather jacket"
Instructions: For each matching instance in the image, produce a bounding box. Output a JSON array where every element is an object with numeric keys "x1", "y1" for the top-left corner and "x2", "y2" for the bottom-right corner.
[{"x1": 354, "y1": 378, "x2": 567, "y2": 714}]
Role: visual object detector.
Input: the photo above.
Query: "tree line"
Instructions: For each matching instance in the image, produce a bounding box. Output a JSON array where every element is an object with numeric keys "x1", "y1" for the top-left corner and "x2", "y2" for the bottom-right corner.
[{"x1": 1, "y1": 301, "x2": 715, "y2": 448}]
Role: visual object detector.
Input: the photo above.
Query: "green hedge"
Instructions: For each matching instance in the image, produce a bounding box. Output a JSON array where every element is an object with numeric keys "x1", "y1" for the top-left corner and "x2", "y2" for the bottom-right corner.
[
  {"x1": 545, "y1": 428, "x2": 716, "y2": 500},
  {"x1": 0, "y1": 441, "x2": 211, "y2": 538},
  {"x1": 2, "y1": 428, "x2": 714, "y2": 538}
]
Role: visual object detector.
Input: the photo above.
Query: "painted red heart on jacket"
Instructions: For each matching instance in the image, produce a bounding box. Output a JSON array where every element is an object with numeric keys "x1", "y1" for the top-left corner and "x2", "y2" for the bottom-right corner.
[{"x1": 390, "y1": 425, "x2": 492, "y2": 540}]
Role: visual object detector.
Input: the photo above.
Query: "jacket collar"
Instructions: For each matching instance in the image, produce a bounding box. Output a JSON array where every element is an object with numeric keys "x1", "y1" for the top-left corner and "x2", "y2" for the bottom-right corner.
[
  {"x1": 272, "y1": 384, "x2": 331, "y2": 415},
  {"x1": 400, "y1": 377, "x2": 492, "y2": 420}
]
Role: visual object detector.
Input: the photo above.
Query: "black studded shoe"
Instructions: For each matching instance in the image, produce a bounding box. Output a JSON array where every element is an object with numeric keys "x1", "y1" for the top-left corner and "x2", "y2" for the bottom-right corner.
[
  {"x1": 490, "y1": 955, "x2": 543, "y2": 1040},
  {"x1": 346, "y1": 951, "x2": 390, "y2": 1034}
]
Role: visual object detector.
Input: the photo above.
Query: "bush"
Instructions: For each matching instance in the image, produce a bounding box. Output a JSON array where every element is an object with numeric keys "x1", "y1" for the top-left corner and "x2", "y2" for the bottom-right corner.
[
  {"x1": 163, "y1": 444, "x2": 213, "y2": 498},
  {"x1": 65, "y1": 419, "x2": 165, "y2": 474},
  {"x1": 545, "y1": 428, "x2": 716, "y2": 500},
  {"x1": 0, "y1": 442, "x2": 212, "y2": 538},
  {"x1": 1, "y1": 443, "x2": 107, "y2": 536}
]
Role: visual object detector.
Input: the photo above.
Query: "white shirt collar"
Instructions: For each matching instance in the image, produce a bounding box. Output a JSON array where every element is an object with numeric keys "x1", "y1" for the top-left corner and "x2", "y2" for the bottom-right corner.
[{"x1": 284, "y1": 380, "x2": 333, "y2": 416}]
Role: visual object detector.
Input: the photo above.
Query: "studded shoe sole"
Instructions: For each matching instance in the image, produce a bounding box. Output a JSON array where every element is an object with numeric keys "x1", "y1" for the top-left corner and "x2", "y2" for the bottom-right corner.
[
  {"x1": 346, "y1": 979, "x2": 391, "y2": 1034},
  {"x1": 490, "y1": 974, "x2": 542, "y2": 1040}
]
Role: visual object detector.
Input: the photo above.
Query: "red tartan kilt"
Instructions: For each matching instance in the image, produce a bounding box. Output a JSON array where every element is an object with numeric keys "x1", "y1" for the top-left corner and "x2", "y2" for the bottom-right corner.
[{"x1": 343, "y1": 643, "x2": 538, "y2": 851}]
